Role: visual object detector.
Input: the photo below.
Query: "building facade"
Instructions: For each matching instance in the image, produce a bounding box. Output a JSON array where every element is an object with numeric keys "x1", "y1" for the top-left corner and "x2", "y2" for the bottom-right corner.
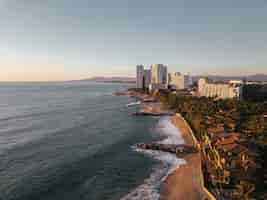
[
  {"x1": 168, "y1": 72, "x2": 191, "y2": 90},
  {"x1": 151, "y1": 64, "x2": 167, "y2": 85},
  {"x1": 136, "y1": 65, "x2": 144, "y2": 88},
  {"x1": 198, "y1": 78, "x2": 242, "y2": 99},
  {"x1": 162, "y1": 66, "x2": 168, "y2": 85},
  {"x1": 143, "y1": 69, "x2": 151, "y2": 89},
  {"x1": 150, "y1": 64, "x2": 168, "y2": 92},
  {"x1": 136, "y1": 64, "x2": 169, "y2": 92}
]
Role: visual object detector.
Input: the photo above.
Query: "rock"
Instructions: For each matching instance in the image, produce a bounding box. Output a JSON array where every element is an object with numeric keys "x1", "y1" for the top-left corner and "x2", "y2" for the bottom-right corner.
[{"x1": 136, "y1": 143, "x2": 198, "y2": 157}]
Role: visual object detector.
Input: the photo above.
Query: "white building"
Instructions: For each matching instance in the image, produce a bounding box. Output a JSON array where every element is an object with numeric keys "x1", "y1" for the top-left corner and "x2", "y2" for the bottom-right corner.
[
  {"x1": 136, "y1": 65, "x2": 144, "y2": 88},
  {"x1": 150, "y1": 64, "x2": 168, "y2": 92},
  {"x1": 151, "y1": 64, "x2": 167, "y2": 85},
  {"x1": 168, "y1": 72, "x2": 191, "y2": 90},
  {"x1": 229, "y1": 80, "x2": 243, "y2": 84},
  {"x1": 198, "y1": 78, "x2": 242, "y2": 99}
]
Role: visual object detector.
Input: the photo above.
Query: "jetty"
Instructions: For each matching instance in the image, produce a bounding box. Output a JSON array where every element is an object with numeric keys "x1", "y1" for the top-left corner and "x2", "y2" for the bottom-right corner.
[
  {"x1": 132, "y1": 111, "x2": 174, "y2": 116},
  {"x1": 136, "y1": 143, "x2": 198, "y2": 157}
]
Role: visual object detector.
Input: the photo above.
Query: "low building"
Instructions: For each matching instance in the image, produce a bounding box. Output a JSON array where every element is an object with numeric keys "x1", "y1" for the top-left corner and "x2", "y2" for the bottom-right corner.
[
  {"x1": 229, "y1": 80, "x2": 243, "y2": 84},
  {"x1": 207, "y1": 126, "x2": 225, "y2": 136},
  {"x1": 168, "y1": 72, "x2": 191, "y2": 90},
  {"x1": 198, "y1": 78, "x2": 243, "y2": 99},
  {"x1": 212, "y1": 132, "x2": 249, "y2": 170},
  {"x1": 213, "y1": 132, "x2": 241, "y2": 147},
  {"x1": 224, "y1": 145, "x2": 249, "y2": 170},
  {"x1": 148, "y1": 83, "x2": 167, "y2": 93}
]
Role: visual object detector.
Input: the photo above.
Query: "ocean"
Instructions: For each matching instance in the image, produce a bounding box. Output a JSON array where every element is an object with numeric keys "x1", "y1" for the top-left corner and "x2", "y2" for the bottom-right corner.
[{"x1": 0, "y1": 82, "x2": 185, "y2": 200}]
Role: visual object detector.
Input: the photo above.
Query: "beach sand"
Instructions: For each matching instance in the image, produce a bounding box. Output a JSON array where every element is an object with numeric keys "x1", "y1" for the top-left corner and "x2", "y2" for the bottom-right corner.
[
  {"x1": 160, "y1": 114, "x2": 215, "y2": 200},
  {"x1": 138, "y1": 100, "x2": 215, "y2": 200}
]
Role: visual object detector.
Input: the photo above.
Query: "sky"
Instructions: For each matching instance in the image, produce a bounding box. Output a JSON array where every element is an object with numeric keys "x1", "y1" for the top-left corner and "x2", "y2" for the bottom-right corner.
[{"x1": 0, "y1": 0, "x2": 267, "y2": 81}]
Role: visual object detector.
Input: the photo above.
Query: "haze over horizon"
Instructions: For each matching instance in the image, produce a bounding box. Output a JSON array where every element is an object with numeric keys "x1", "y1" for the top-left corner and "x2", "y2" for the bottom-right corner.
[{"x1": 1, "y1": 0, "x2": 267, "y2": 81}]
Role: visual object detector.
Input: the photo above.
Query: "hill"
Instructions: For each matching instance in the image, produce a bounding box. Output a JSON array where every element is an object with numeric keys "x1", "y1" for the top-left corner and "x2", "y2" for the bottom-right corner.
[{"x1": 82, "y1": 77, "x2": 136, "y2": 83}]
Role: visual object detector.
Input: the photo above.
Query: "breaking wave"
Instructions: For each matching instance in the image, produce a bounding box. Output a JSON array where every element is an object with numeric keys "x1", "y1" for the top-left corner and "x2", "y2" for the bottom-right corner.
[{"x1": 121, "y1": 117, "x2": 186, "y2": 200}]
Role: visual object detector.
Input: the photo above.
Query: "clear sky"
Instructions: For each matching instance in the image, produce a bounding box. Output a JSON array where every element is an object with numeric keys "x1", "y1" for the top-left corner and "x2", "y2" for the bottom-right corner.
[{"x1": 0, "y1": 0, "x2": 267, "y2": 81}]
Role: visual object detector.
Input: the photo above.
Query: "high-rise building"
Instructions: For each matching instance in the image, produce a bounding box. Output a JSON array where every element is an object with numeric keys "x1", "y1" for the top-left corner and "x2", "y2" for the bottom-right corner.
[
  {"x1": 151, "y1": 64, "x2": 167, "y2": 85},
  {"x1": 136, "y1": 64, "x2": 168, "y2": 92},
  {"x1": 136, "y1": 65, "x2": 144, "y2": 88},
  {"x1": 148, "y1": 64, "x2": 168, "y2": 92},
  {"x1": 168, "y1": 72, "x2": 191, "y2": 90},
  {"x1": 198, "y1": 78, "x2": 242, "y2": 99},
  {"x1": 162, "y1": 66, "x2": 168, "y2": 85},
  {"x1": 143, "y1": 69, "x2": 151, "y2": 89}
]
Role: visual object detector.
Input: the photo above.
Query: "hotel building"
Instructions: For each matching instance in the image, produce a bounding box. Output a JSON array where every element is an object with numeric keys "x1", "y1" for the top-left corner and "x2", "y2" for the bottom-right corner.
[{"x1": 198, "y1": 78, "x2": 242, "y2": 99}]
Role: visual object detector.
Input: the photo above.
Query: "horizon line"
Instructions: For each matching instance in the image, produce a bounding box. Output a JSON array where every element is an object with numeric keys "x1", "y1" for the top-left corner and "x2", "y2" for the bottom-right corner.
[{"x1": 1, "y1": 73, "x2": 267, "y2": 83}]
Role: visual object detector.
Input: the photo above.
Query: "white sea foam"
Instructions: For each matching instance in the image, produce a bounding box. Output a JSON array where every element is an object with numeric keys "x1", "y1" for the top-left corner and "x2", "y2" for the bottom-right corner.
[
  {"x1": 154, "y1": 117, "x2": 185, "y2": 145},
  {"x1": 121, "y1": 117, "x2": 186, "y2": 200}
]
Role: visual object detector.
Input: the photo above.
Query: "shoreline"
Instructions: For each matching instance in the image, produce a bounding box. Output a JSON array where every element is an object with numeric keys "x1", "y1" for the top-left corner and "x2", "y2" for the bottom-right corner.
[
  {"x1": 160, "y1": 114, "x2": 215, "y2": 200},
  {"x1": 122, "y1": 92, "x2": 215, "y2": 199}
]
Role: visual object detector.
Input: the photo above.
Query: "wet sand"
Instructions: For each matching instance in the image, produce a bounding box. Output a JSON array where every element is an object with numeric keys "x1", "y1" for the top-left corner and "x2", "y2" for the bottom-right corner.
[{"x1": 160, "y1": 114, "x2": 215, "y2": 200}]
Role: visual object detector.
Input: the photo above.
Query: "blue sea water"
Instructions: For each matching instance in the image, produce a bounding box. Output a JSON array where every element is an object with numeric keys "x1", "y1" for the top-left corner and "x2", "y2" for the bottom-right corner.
[{"x1": 0, "y1": 82, "x2": 185, "y2": 200}]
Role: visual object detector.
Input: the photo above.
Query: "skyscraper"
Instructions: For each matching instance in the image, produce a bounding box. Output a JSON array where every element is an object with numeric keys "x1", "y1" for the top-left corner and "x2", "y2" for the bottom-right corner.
[
  {"x1": 136, "y1": 65, "x2": 144, "y2": 88},
  {"x1": 162, "y1": 65, "x2": 168, "y2": 85},
  {"x1": 151, "y1": 64, "x2": 167, "y2": 85},
  {"x1": 143, "y1": 69, "x2": 151, "y2": 89},
  {"x1": 149, "y1": 64, "x2": 168, "y2": 92}
]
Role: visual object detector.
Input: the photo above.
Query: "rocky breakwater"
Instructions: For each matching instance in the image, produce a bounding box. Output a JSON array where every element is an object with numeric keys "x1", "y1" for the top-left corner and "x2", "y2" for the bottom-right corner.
[
  {"x1": 136, "y1": 143, "x2": 198, "y2": 157},
  {"x1": 132, "y1": 112, "x2": 174, "y2": 116}
]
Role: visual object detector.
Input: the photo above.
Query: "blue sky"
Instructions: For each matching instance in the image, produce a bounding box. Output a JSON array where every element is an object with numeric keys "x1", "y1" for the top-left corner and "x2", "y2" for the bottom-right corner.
[{"x1": 0, "y1": 0, "x2": 267, "y2": 81}]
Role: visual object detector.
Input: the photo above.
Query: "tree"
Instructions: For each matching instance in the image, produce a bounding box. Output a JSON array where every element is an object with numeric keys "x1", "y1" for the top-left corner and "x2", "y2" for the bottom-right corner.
[
  {"x1": 233, "y1": 181, "x2": 255, "y2": 200},
  {"x1": 241, "y1": 115, "x2": 265, "y2": 137},
  {"x1": 167, "y1": 92, "x2": 177, "y2": 108}
]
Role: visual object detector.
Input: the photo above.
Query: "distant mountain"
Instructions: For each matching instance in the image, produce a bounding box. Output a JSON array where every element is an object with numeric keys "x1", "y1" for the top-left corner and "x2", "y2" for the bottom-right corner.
[
  {"x1": 246, "y1": 74, "x2": 267, "y2": 82},
  {"x1": 192, "y1": 74, "x2": 267, "y2": 83},
  {"x1": 82, "y1": 77, "x2": 136, "y2": 83},
  {"x1": 82, "y1": 74, "x2": 267, "y2": 84}
]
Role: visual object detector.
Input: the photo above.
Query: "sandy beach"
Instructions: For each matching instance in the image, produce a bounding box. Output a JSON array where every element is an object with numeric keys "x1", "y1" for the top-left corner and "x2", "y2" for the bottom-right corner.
[
  {"x1": 130, "y1": 94, "x2": 215, "y2": 200},
  {"x1": 160, "y1": 114, "x2": 215, "y2": 200}
]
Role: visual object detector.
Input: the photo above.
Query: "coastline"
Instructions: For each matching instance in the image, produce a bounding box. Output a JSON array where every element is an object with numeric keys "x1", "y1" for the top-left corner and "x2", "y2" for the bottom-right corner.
[
  {"x1": 122, "y1": 92, "x2": 215, "y2": 200},
  {"x1": 160, "y1": 114, "x2": 215, "y2": 200}
]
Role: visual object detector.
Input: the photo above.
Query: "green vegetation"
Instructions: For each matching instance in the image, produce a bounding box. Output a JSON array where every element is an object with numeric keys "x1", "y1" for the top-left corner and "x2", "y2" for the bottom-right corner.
[
  {"x1": 243, "y1": 84, "x2": 267, "y2": 102},
  {"x1": 156, "y1": 90, "x2": 267, "y2": 199}
]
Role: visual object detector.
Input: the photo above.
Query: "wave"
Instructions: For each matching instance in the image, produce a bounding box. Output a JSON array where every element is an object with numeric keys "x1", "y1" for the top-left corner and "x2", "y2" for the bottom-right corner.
[{"x1": 121, "y1": 117, "x2": 186, "y2": 200}]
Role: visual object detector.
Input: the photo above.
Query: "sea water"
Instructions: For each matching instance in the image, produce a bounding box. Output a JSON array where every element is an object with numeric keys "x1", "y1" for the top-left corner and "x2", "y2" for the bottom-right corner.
[{"x1": 0, "y1": 82, "x2": 185, "y2": 200}]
